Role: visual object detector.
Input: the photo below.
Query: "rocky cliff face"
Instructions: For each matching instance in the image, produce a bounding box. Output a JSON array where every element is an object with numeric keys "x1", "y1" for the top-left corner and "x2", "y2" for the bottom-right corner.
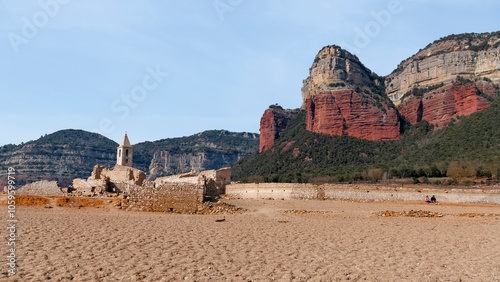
[
  {"x1": 259, "y1": 106, "x2": 301, "y2": 153},
  {"x1": 398, "y1": 81, "x2": 499, "y2": 128},
  {"x1": 134, "y1": 130, "x2": 259, "y2": 179},
  {"x1": 148, "y1": 150, "x2": 245, "y2": 178},
  {"x1": 306, "y1": 91, "x2": 402, "y2": 140},
  {"x1": 257, "y1": 33, "x2": 500, "y2": 151},
  {"x1": 301, "y1": 45, "x2": 375, "y2": 108},
  {"x1": 301, "y1": 45, "x2": 402, "y2": 141},
  {"x1": 386, "y1": 32, "x2": 500, "y2": 105}
]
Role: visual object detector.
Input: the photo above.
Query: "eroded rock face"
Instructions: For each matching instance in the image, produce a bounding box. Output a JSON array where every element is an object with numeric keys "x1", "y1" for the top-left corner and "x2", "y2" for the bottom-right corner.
[
  {"x1": 144, "y1": 131, "x2": 259, "y2": 179},
  {"x1": 261, "y1": 33, "x2": 500, "y2": 147},
  {"x1": 301, "y1": 45, "x2": 375, "y2": 108},
  {"x1": 398, "y1": 81, "x2": 498, "y2": 128},
  {"x1": 306, "y1": 91, "x2": 402, "y2": 140},
  {"x1": 259, "y1": 107, "x2": 301, "y2": 153},
  {"x1": 386, "y1": 33, "x2": 500, "y2": 105},
  {"x1": 301, "y1": 45, "x2": 402, "y2": 141}
]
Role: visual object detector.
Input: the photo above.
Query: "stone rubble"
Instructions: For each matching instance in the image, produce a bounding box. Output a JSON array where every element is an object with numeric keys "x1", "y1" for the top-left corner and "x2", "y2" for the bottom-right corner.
[
  {"x1": 283, "y1": 210, "x2": 333, "y2": 215},
  {"x1": 377, "y1": 210, "x2": 444, "y2": 217},
  {"x1": 196, "y1": 201, "x2": 246, "y2": 215},
  {"x1": 457, "y1": 213, "x2": 500, "y2": 217}
]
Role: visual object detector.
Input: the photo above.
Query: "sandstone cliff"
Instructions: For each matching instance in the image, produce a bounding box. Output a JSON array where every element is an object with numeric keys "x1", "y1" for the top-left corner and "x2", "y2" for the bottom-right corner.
[
  {"x1": 398, "y1": 81, "x2": 498, "y2": 128},
  {"x1": 306, "y1": 91, "x2": 402, "y2": 140},
  {"x1": 259, "y1": 106, "x2": 301, "y2": 153},
  {"x1": 301, "y1": 45, "x2": 375, "y2": 108},
  {"x1": 301, "y1": 45, "x2": 402, "y2": 141},
  {"x1": 386, "y1": 32, "x2": 500, "y2": 105}
]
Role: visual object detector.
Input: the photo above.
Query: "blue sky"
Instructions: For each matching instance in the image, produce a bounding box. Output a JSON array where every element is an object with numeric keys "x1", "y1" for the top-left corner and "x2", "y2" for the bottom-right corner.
[{"x1": 1, "y1": 0, "x2": 499, "y2": 146}]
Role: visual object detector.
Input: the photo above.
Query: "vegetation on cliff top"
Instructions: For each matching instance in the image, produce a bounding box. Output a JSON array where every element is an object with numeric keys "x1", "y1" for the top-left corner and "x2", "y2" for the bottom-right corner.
[{"x1": 389, "y1": 31, "x2": 500, "y2": 76}]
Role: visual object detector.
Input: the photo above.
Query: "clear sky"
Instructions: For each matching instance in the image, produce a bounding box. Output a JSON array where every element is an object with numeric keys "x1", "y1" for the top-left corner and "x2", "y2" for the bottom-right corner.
[{"x1": 1, "y1": 0, "x2": 499, "y2": 146}]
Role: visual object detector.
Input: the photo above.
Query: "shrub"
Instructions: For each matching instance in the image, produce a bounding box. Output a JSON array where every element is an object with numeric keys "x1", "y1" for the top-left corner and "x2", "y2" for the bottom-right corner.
[
  {"x1": 447, "y1": 162, "x2": 467, "y2": 179},
  {"x1": 476, "y1": 166, "x2": 492, "y2": 178},
  {"x1": 368, "y1": 169, "x2": 384, "y2": 182},
  {"x1": 389, "y1": 168, "x2": 400, "y2": 178}
]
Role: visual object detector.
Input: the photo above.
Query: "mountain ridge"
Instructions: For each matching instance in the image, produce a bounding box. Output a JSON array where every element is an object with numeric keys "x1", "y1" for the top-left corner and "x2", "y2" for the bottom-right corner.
[
  {"x1": 0, "y1": 129, "x2": 259, "y2": 187},
  {"x1": 240, "y1": 31, "x2": 500, "y2": 182}
]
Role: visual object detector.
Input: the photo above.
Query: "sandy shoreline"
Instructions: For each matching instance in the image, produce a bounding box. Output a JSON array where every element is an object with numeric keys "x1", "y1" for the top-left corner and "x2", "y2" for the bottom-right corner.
[{"x1": 2, "y1": 199, "x2": 500, "y2": 281}]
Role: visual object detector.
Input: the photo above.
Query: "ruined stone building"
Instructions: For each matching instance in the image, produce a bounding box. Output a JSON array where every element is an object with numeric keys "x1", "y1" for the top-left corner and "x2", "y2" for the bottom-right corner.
[{"x1": 68, "y1": 133, "x2": 231, "y2": 212}]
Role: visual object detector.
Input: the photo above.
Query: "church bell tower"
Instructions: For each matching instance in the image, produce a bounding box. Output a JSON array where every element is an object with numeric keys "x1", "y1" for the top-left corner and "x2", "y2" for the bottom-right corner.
[{"x1": 117, "y1": 133, "x2": 133, "y2": 167}]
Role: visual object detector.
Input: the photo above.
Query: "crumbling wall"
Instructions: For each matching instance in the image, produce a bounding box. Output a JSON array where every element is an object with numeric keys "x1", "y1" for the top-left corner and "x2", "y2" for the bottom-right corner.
[
  {"x1": 215, "y1": 167, "x2": 231, "y2": 194},
  {"x1": 74, "y1": 165, "x2": 147, "y2": 195},
  {"x1": 16, "y1": 180, "x2": 63, "y2": 196},
  {"x1": 155, "y1": 168, "x2": 231, "y2": 198},
  {"x1": 154, "y1": 172, "x2": 202, "y2": 185},
  {"x1": 123, "y1": 183, "x2": 204, "y2": 213},
  {"x1": 199, "y1": 167, "x2": 231, "y2": 196},
  {"x1": 69, "y1": 165, "x2": 231, "y2": 213},
  {"x1": 99, "y1": 165, "x2": 146, "y2": 186},
  {"x1": 72, "y1": 178, "x2": 108, "y2": 196},
  {"x1": 89, "y1": 165, "x2": 106, "y2": 180}
]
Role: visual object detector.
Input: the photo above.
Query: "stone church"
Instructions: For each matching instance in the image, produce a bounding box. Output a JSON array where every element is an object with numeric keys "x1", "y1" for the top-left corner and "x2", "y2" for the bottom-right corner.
[{"x1": 117, "y1": 133, "x2": 133, "y2": 167}]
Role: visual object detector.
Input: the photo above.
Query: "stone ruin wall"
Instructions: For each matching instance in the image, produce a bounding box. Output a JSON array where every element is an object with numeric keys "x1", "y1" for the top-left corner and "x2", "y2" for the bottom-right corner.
[
  {"x1": 72, "y1": 165, "x2": 147, "y2": 196},
  {"x1": 10, "y1": 165, "x2": 231, "y2": 213},
  {"x1": 226, "y1": 183, "x2": 500, "y2": 206},
  {"x1": 155, "y1": 167, "x2": 231, "y2": 198},
  {"x1": 70, "y1": 165, "x2": 231, "y2": 213},
  {"x1": 122, "y1": 182, "x2": 204, "y2": 213},
  {"x1": 200, "y1": 167, "x2": 231, "y2": 196}
]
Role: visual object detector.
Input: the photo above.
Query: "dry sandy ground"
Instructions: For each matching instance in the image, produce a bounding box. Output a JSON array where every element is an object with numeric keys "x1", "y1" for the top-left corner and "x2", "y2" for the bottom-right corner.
[{"x1": 2, "y1": 199, "x2": 500, "y2": 281}]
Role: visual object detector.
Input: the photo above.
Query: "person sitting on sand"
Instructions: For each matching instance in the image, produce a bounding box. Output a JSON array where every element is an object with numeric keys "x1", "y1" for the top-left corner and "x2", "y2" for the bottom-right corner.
[
  {"x1": 425, "y1": 196, "x2": 431, "y2": 203},
  {"x1": 431, "y1": 195, "x2": 436, "y2": 204}
]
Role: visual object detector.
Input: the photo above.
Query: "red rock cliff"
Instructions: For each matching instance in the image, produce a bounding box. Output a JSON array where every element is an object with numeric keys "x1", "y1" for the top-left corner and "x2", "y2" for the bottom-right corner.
[
  {"x1": 398, "y1": 81, "x2": 498, "y2": 128},
  {"x1": 386, "y1": 32, "x2": 500, "y2": 105},
  {"x1": 259, "y1": 107, "x2": 301, "y2": 153},
  {"x1": 306, "y1": 91, "x2": 402, "y2": 140},
  {"x1": 302, "y1": 45, "x2": 402, "y2": 140}
]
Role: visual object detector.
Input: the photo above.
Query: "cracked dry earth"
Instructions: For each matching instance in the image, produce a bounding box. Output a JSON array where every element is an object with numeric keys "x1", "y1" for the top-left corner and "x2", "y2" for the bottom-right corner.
[{"x1": 2, "y1": 199, "x2": 500, "y2": 281}]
